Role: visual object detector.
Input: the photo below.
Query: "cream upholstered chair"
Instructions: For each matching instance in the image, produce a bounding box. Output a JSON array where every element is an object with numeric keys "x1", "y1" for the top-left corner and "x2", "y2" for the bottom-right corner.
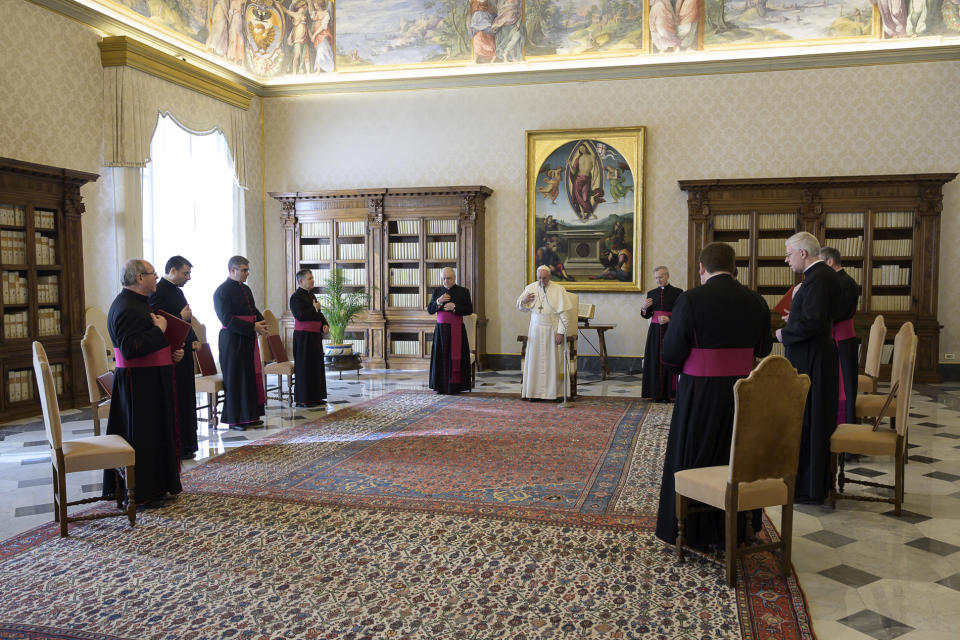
[
  {"x1": 264, "y1": 334, "x2": 295, "y2": 404},
  {"x1": 517, "y1": 291, "x2": 579, "y2": 398},
  {"x1": 79, "y1": 324, "x2": 112, "y2": 436},
  {"x1": 857, "y1": 315, "x2": 886, "y2": 393},
  {"x1": 855, "y1": 322, "x2": 914, "y2": 428},
  {"x1": 463, "y1": 313, "x2": 479, "y2": 387},
  {"x1": 192, "y1": 318, "x2": 224, "y2": 428},
  {"x1": 674, "y1": 355, "x2": 810, "y2": 586},
  {"x1": 33, "y1": 341, "x2": 136, "y2": 537},
  {"x1": 84, "y1": 306, "x2": 113, "y2": 364},
  {"x1": 830, "y1": 325, "x2": 918, "y2": 516}
]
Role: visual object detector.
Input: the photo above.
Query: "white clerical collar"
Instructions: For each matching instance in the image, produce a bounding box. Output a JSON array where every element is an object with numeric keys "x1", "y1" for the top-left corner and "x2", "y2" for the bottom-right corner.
[{"x1": 804, "y1": 259, "x2": 824, "y2": 274}]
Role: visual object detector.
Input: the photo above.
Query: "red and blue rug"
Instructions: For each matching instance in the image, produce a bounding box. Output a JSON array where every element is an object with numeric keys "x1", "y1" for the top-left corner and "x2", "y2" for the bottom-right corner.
[{"x1": 0, "y1": 391, "x2": 815, "y2": 640}]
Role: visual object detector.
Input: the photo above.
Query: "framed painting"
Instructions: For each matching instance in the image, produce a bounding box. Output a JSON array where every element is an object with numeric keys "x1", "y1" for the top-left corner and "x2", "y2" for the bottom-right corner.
[{"x1": 525, "y1": 127, "x2": 645, "y2": 293}]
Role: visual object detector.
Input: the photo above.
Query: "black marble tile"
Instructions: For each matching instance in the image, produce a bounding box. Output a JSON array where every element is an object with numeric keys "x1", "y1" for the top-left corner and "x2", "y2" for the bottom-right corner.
[
  {"x1": 819, "y1": 564, "x2": 882, "y2": 588},
  {"x1": 328, "y1": 400, "x2": 350, "y2": 405},
  {"x1": 837, "y1": 609, "x2": 914, "y2": 640},
  {"x1": 846, "y1": 467, "x2": 886, "y2": 478},
  {"x1": 909, "y1": 413, "x2": 929, "y2": 418},
  {"x1": 802, "y1": 530, "x2": 856, "y2": 548},
  {"x1": 924, "y1": 471, "x2": 960, "y2": 482},
  {"x1": 915, "y1": 421, "x2": 944, "y2": 428},
  {"x1": 221, "y1": 436, "x2": 249, "y2": 442},
  {"x1": 908, "y1": 455, "x2": 941, "y2": 464},
  {"x1": 22, "y1": 440, "x2": 48, "y2": 448},
  {"x1": 81, "y1": 483, "x2": 103, "y2": 493},
  {"x1": 933, "y1": 432, "x2": 960, "y2": 439},
  {"x1": 18, "y1": 477, "x2": 52, "y2": 488},
  {"x1": 881, "y1": 509, "x2": 931, "y2": 524},
  {"x1": 21, "y1": 456, "x2": 50, "y2": 465},
  {"x1": 935, "y1": 573, "x2": 960, "y2": 592},
  {"x1": 14, "y1": 503, "x2": 54, "y2": 517},
  {"x1": 905, "y1": 537, "x2": 960, "y2": 556},
  {"x1": 71, "y1": 428, "x2": 94, "y2": 436}
]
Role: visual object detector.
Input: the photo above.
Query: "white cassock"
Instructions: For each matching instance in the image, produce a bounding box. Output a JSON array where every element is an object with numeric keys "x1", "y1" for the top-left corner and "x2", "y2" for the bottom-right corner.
[{"x1": 517, "y1": 281, "x2": 573, "y2": 399}]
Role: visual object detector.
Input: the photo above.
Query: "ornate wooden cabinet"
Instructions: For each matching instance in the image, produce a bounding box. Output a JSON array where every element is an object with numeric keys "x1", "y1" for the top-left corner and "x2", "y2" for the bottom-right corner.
[
  {"x1": 0, "y1": 157, "x2": 97, "y2": 421},
  {"x1": 680, "y1": 174, "x2": 955, "y2": 383},
  {"x1": 270, "y1": 186, "x2": 491, "y2": 370}
]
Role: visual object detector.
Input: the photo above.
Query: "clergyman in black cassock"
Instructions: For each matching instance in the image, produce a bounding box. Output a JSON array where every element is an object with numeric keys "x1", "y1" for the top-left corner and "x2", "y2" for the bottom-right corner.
[
  {"x1": 213, "y1": 256, "x2": 267, "y2": 430},
  {"x1": 640, "y1": 267, "x2": 682, "y2": 402},
  {"x1": 289, "y1": 269, "x2": 328, "y2": 406},
  {"x1": 427, "y1": 267, "x2": 473, "y2": 394},
  {"x1": 779, "y1": 233, "x2": 841, "y2": 504},
  {"x1": 821, "y1": 247, "x2": 861, "y2": 424},
  {"x1": 655, "y1": 243, "x2": 772, "y2": 549},
  {"x1": 103, "y1": 259, "x2": 184, "y2": 504},
  {"x1": 149, "y1": 256, "x2": 200, "y2": 458}
]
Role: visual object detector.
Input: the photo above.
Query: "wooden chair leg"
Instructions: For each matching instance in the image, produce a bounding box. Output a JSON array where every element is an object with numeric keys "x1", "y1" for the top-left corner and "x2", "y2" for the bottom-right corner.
[
  {"x1": 725, "y1": 488, "x2": 737, "y2": 587},
  {"x1": 114, "y1": 468, "x2": 124, "y2": 511},
  {"x1": 828, "y1": 452, "x2": 838, "y2": 509},
  {"x1": 781, "y1": 481, "x2": 795, "y2": 577},
  {"x1": 56, "y1": 468, "x2": 68, "y2": 537},
  {"x1": 51, "y1": 464, "x2": 60, "y2": 523},
  {"x1": 894, "y1": 448, "x2": 904, "y2": 516},
  {"x1": 125, "y1": 466, "x2": 136, "y2": 527},
  {"x1": 675, "y1": 493, "x2": 687, "y2": 562},
  {"x1": 92, "y1": 414, "x2": 101, "y2": 437}
]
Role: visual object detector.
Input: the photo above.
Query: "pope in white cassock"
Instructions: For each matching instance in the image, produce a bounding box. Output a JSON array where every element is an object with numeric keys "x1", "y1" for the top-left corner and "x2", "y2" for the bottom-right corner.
[{"x1": 517, "y1": 265, "x2": 575, "y2": 400}]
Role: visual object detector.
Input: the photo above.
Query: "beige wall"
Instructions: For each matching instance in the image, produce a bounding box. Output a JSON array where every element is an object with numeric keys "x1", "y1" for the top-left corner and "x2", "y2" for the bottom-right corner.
[
  {"x1": 263, "y1": 62, "x2": 960, "y2": 361},
  {"x1": 0, "y1": 0, "x2": 264, "y2": 319}
]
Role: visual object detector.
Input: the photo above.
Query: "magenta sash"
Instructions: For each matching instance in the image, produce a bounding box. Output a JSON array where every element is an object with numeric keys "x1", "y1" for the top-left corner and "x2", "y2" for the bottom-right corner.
[
  {"x1": 682, "y1": 347, "x2": 754, "y2": 377},
  {"x1": 114, "y1": 347, "x2": 173, "y2": 368},
  {"x1": 652, "y1": 310, "x2": 672, "y2": 323},
  {"x1": 224, "y1": 314, "x2": 265, "y2": 405},
  {"x1": 833, "y1": 318, "x2": 856, "y2": 341},
  {"x1": 437, "y1": 311, "x2": 463, "y2": 384},
  {"x1": 294, "y1": 320, "x2": 326, "y2": 333}
]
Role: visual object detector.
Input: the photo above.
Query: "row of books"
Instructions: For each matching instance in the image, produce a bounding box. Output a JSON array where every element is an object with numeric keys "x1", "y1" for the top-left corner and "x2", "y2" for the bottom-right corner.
[
  {"x1": 757, "y1": 267, "x2": 796, "y2": 287},
  {"x1": 390, "y1": 340, "x2": 420, "y2": 355},
  {"x1": 757, "y1": 213, "x2": 795, "y2": 230},
  {"x1": 875, "y1": 211, "x2": 913, "y2": 228},
  {"x1": 824, "y1": 212, "x2": 864, "y2": 229},
  {"x1": 34, "y1": 209, "x2": 56, "y2": 230},
  {"x1": 394, "y1": 220, "x2": 420, "y2": 235},
  {"x1": 873, "y1": 265, "x2": 911, "y2": 286},
  {"x1": 1, "y1": 230, "x2": 26, "y2": 264},
  {"x1": 2, "y1": 271, "x2": 28, "y2": 304},
  {"x1": 427, "y1": 219, "x2": 458, "y2": 235},
  {"x1": 713, "y1": 214, "x2": 750, "y2": 231},
  {"x1": 873, "y1": 239, "x2": 913, "y2": 257},
  {"x1": 389, "y1": 268, "x2": 419, "y2": 287},
  {"x1": 301, "y1": 244, "x2": 331, "y2": 261},
  {"x1": 426, "y1": 241, "x2": 457, "y2": 260},
  {"x1": 870, "y1": 295, "x2": 912, "y2": 312},
  {"x1": 822, "y1": 236, "x2": 863, "y2": 257},
  {"x1": 3, "y1": 311, "x2": 29, "y2": 338},
  {"x1": 38, "y1": 308, "x2": 62, "y2": 337},
  {"x1": 338, "y1": 220, "x2": 366, "y2": 236},
  {"x1": 338, "y1": 243, "x2": 365, "y2": 260},
  {"x1": 756, "y1": 238, "x2": 790, "y2": 256},
  {"x1": 6, "y1": 364, "x2": 64, "y2": 402},
  {"x1": 735, "y1": 270, "x2": 751, "y2": 287},
  {"x1": 0, "y1": 205, "x2": 26, "y2": 226},
  {"x1": 300, "y1": 221, "x2": 332, "y2": 238},
  {"x1": 844, "y1": 266, "x2": 863, "y2": 285},
  {"x1": 35, "y1": 233, "x2": 57, "y2": 265},
  {"x1": 722, "y1": 238, "x2": 750, "y2": 256},
  {"x1": 389, "y1": 242, "x2": 419, "y2": 260},
  {"x1": 338, "y1": 268, "x2": 366, "y2": 286},
  {"x1": 388, "y1": 293, "x2": 423, "y2": 308}
]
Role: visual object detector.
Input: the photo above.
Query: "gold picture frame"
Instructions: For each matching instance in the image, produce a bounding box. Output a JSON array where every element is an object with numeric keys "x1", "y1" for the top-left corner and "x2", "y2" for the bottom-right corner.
[{"x1": 525, "y1": 127, "x2": 645, "y2": 293}]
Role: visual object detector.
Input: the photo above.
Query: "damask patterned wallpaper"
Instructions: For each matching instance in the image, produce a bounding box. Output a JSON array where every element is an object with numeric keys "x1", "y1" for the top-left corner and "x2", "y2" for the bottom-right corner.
[{"x1": 262, "y1": 61, "x2": 960, "y2": 359}]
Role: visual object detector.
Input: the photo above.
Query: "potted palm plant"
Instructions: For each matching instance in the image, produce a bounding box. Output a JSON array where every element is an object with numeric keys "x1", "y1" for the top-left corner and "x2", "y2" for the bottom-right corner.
[{"x1": 320, "y1": 267, "x2": 369, "y2": 357}]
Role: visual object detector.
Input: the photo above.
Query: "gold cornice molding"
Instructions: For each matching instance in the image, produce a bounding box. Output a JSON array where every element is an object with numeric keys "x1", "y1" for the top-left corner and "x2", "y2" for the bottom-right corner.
[{"x1": 98, "y1": 36, "x2": 253, "y2": 110}]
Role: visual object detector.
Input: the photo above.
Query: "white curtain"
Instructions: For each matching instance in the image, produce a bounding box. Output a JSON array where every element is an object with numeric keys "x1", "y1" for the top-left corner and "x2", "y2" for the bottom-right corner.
[{"x1": 142, "y1": 113, "x2": 245, "y2": 360}]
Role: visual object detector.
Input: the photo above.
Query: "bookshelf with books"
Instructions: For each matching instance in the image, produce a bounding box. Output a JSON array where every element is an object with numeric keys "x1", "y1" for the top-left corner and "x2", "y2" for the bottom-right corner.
[
  {"x1": 680, "y1": 174, "x2": 956, "y2": 382},
  {"x1": 0, "y1": 158, "x2": 97, "y2": 421},
  {"x1": 272, "y1": 186, "x2": 490, "y2": 370}
]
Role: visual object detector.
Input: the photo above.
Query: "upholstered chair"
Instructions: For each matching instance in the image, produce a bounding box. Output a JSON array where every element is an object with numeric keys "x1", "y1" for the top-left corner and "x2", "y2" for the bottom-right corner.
[
  {"x1": 79, "y1": 324, "x2": 112, "y2": 436},
  {"x1": 192, "y1": 317, "x2": 225, "y2": 428},
  {"x1": 463, "y1": 313, "x2": 479, "y2": 387},
  {"x1": 263, "y1": 333, "x2": 295, "y2": 405},
  {"x1": 855, "y1": 322, "x2": 914, "y2": 430},
  {"x1": 857, "y1": 315, "x2": 886, "y2": 393}
]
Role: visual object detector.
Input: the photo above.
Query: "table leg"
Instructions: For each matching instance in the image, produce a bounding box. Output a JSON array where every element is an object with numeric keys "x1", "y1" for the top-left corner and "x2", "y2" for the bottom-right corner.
[{"x1": 598, "y1": 329, "x2": 610, "y2": 380}]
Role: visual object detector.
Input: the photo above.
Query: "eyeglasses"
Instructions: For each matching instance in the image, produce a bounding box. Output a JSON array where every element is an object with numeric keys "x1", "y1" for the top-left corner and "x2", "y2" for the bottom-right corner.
[{"x1": 140, "y1": 271, "x2": 157, "y2": 277}]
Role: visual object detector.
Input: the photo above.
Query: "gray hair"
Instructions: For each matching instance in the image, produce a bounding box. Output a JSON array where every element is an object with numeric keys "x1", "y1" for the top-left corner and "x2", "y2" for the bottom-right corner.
[
  {"x1": 121, "y1": 259, "x2": 151, "y2": 286},
  {"x1": 786, "y1": 231, "x2": 820, "y2": 257},
  {"x1": 442, "y1": 267, "x2": 456, "y2": 277},
  {"x1": 653, "y1": 265, "x2": 669, "y2": 276},
  {"x1": 820, "y1": 246, "x2": 841, "y2": 265},
  {"x1": 228, "y1": 255, "x2": 249, "y2": 272},
  {"x1": 536, "y1": 265, "x2": 551, "y2": 275}
]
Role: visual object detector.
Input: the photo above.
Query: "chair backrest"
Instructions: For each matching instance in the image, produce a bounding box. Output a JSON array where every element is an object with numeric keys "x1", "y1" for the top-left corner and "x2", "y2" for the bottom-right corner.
[
  {"x1": 80, "y1": 324, "x2": 110, "y2": 404},
  {"x1": 267, "y1": 334, "x2": 289, "y2": 363},
  {"x1": 889, "y1": 322, "x2": 915, "y2": 390},
  {"x1": 893, "y1": 328, "x2": 919, "y2": 438},
  {"x1": 32, "y1": 342, "x2": 63, "y2": 450},
  {"x1": 259, "y1": 309, "x2": 278, "y2": 363},
  {"x1": 463, "y1": 313, "x2": 478, "y2": 354},
  {"x1": 863, "y1": 314, "x2": 886, "y2": 378},
  {"x1": 728, "y1": 355, "x2": 811, "y2": 485},
  {"x1": 196, "y1": 343, "x2": 218, "y2": 377},
  {"x1": 191, "y1": 316, "x2": 207, "y2": 344},
  {"x1": 564, "y1": 291, "x2": 579, "y2": 348},
  {"x1": 84, "y1": 306, "x2": 113, "y2": 361}
]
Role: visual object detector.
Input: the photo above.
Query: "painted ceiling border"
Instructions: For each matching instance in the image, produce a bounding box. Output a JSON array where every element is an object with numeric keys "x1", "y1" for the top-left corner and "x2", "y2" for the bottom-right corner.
[{"x1": 28, "y1": 0, "x2": 960, "y2": 99}]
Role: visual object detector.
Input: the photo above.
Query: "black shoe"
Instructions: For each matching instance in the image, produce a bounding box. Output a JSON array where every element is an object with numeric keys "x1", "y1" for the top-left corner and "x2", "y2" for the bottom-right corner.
[
  {"x1": 229, "y1": 423, "x2": 248, "y2": 431},
  {"x1": 181, "y1": 452, "x2": 196, "y2": 460}
]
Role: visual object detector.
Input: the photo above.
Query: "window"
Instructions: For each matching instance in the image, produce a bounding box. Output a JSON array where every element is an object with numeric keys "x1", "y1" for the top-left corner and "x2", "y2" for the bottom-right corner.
[{"x1": 142, "y1": 113, "x2": 245, "y2": 361}]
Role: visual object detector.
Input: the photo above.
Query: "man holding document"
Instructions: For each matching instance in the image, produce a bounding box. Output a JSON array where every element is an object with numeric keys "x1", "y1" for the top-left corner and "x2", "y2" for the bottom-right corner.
[{"x1": 103, "y1": 259, "x2": 185, "y2": 506}]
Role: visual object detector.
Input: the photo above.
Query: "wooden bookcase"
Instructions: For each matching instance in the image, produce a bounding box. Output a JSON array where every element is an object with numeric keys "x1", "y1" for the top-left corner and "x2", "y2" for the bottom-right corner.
[
  {"x1": 0, "y1": 157, "x2": 97, "y2": 421},
  {"x1": 679, "y1": 174, "x2": 956, "y2": 383},
  {"x1": 270, "y1": 186, "x2": 491, "y2": 370}
]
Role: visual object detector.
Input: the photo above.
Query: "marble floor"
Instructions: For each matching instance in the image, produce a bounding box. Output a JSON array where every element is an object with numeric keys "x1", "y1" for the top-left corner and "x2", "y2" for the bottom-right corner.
[{"x1": 1, "y1": 369, "x2": 959, "y2": 639}]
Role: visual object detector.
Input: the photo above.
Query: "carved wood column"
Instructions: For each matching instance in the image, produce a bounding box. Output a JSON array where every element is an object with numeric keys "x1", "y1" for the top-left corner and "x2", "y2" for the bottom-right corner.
[
  {"x1": 684, "y1": 188, "x2": 709, "y2": 288},
  {"x1": 365, "y1": 195, "x2": 387, "y2": 368},
  {"x1": 460, "y1": 193, "x2": 485, "y2": 367},
  {"x1": 914, "y1": 179, "x2": 945, "y2": 381},
  {"x1": 64, "y1": 180, "x2": 88, "y2": 408},
  {"x1": 278, "y1": 199, "x2": 298, "y2": 323}
]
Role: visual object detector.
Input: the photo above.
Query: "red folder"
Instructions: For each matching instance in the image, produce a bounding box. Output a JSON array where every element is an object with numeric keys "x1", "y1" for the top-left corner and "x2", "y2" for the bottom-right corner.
[
  {"x1": 773, "y1": 286, "x2": 796, "y2": 316},
  {"x1": 157, "y1": 310, "x2": 192, "y2": 350}
]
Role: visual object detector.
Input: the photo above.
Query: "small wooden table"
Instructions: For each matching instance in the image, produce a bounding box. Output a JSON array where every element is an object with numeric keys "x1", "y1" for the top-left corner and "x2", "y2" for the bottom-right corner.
[{"x1": 577, "y1": 323, "x2": 616, "y2": 380}]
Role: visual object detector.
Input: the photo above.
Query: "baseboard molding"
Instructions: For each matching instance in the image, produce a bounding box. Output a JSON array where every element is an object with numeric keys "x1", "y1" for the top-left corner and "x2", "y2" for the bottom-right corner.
[{"x1": 483, "y1": 354, "x2": 643, "y2": 374}]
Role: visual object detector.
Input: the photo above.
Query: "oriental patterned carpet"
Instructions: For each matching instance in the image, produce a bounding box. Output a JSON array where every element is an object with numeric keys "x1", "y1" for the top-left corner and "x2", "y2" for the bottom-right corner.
[{"x1": 0, "y1": 391, "x2": 814, "y2": 640}]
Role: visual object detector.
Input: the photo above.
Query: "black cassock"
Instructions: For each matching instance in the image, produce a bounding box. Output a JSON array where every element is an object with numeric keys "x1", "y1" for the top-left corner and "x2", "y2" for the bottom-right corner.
[
  {"x1": 213, "y1": 278, "x2": 265, "y2": 425},
  {"x1": 103, "y1": 288, "x2": 182, "y2": 503},
  {"x1": 834, "y1": 269, "x2": 861, "y2": 424},
  {"x1": 782, "y1": 261, "x2": 840, "y2": 503},
  {"x1": 655, "y1": 274, "x2": 772, "y2": 548},
  {"x1": 640, "y1": 284, "x2": 683, "y2": 401},
  {"x1": 149, "y1": 277, "x2": 199, "y2": 457},
  {"x1": 289, "y1": 287, "x2": 328, "y2": 404},
  {"x1": 427, "y1": 285, "x2": 473, "y2": 394}
]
